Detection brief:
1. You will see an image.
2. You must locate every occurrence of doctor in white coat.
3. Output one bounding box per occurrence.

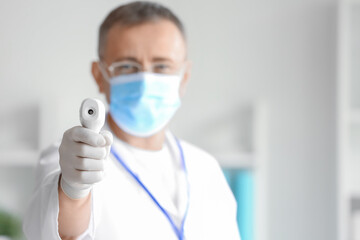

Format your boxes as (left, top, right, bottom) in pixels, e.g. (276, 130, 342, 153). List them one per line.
(23, 1, 241, 239)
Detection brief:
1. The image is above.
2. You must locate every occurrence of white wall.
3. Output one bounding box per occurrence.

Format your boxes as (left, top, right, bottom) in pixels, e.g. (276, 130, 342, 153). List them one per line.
(0, 1, 337, 240)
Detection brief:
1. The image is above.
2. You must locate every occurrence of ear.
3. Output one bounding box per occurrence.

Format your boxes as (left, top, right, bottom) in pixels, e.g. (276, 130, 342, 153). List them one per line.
(179, 61, 191, 98)
(91, 61, 105, 93)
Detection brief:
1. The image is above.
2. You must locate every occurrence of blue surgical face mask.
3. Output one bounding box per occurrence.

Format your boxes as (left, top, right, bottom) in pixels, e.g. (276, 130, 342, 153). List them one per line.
(108, 72, 182, 137)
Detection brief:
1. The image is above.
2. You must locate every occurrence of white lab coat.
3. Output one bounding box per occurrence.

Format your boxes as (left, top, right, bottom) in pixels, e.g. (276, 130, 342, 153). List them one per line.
(23, 131, 240, 240)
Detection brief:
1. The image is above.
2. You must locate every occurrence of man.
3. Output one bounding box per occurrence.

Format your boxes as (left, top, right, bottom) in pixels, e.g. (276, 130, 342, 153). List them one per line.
(23, 2, 240, 239)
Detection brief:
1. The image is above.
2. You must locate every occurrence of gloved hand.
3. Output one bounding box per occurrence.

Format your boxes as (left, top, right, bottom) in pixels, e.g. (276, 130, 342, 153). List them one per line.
(59, 126, 113, 199)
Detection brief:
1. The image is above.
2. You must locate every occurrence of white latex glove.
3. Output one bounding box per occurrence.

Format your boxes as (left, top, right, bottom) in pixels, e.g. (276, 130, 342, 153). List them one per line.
(59, 126, 113, 199)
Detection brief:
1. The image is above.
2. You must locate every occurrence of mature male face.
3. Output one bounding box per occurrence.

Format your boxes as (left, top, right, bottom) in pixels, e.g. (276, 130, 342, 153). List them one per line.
(92, 19, 190, 103)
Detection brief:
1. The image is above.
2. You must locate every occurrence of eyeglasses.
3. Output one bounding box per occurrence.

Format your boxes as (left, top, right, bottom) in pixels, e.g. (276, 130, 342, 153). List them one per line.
(100, 60, 185, 79)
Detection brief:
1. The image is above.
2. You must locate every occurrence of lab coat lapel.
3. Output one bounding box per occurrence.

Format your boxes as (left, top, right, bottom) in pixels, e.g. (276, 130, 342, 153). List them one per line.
(165, 132, 190, 225)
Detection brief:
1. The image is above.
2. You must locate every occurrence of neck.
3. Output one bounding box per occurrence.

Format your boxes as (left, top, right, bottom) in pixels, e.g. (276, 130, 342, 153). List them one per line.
(107, 114, 166, 151)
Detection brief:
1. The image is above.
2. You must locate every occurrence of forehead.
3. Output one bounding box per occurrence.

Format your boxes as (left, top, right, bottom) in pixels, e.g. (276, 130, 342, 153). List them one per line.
(104, 20, 187, 63)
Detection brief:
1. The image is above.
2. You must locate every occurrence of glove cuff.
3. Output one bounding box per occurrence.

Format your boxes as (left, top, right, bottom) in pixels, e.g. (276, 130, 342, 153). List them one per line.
(60, 177, 91, 199)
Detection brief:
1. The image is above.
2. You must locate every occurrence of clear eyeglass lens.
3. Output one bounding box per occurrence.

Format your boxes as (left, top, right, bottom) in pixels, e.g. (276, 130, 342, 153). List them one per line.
(108, 61, 181, 77)
(112, 63, 140, 76)
(152, 63, 173, 74)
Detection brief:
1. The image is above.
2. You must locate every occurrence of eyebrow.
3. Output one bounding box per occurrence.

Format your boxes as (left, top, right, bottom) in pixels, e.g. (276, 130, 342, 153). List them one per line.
(152, 57, 173, 63)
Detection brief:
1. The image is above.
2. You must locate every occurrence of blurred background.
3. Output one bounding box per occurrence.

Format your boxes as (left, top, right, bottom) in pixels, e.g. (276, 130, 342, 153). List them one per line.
(1, 0, 359, 239)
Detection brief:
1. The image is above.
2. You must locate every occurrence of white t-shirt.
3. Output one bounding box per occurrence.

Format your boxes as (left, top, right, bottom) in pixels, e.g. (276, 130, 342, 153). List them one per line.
(115, 138, 180, 210)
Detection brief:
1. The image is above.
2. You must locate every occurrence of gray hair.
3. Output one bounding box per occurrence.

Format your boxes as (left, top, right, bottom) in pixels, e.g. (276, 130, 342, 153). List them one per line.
(98, 1, 186, 58)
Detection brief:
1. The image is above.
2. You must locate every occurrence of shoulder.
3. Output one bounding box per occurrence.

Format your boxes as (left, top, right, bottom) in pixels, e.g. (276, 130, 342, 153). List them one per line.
(36, 140, 62, 183)
(179, 139, 219, 167)
(39, 140, 61, 163)
(178, 138, 237, 207)
(40, 140, 61, 157)
(177, 139, 224, 178)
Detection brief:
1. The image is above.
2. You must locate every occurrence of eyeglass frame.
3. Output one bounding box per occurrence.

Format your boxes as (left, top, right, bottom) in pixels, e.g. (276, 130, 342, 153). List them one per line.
(98, 59, 187, 82)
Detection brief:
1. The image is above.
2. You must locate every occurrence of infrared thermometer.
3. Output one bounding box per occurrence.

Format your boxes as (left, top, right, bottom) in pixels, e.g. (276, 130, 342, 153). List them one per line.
(79, 98, 105, 133)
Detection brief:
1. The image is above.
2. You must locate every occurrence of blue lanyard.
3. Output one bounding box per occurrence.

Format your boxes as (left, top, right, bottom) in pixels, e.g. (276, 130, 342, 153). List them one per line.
(110, 138, 190, 240)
